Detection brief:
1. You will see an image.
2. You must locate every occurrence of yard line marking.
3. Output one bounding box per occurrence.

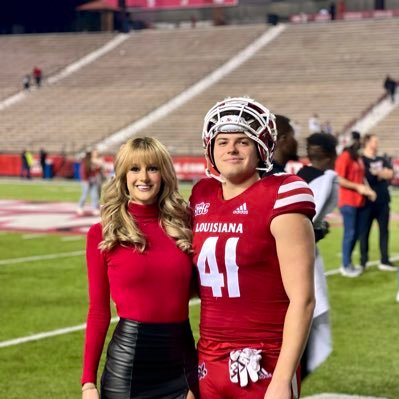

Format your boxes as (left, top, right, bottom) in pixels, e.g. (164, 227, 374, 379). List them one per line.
(325, 269, 341, 276)
(0, 250, 85, 266)
(0, 318, 116, 348)
(2, 249, 398, 347)
(0, 299, 201, 348)
(22, 233, 47, 239)
(61, 236, 84, 241)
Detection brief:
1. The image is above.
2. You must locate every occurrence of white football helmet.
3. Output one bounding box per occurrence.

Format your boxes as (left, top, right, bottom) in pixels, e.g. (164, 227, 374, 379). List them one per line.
(202, 97, 277, 178)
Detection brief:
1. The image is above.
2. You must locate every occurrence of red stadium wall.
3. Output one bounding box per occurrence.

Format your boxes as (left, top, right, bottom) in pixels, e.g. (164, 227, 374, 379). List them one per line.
(107, 0, 237, 10)
(0, 155, 21, 176)
(0, 154, 75, 178)
(1, 154, 398, 185)
(0, 154, 207, 181)
(291, 8, 399, 23)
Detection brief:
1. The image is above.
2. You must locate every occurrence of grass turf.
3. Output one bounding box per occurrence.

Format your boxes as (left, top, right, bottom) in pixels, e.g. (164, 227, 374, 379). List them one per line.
(0, 179, 398, 398)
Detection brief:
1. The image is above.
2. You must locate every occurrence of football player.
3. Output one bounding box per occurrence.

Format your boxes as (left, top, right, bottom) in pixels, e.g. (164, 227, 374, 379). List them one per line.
(190, 97, 316, 399)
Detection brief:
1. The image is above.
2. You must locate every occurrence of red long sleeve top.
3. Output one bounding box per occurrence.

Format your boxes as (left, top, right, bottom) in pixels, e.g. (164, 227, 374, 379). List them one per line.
(79, 160, 101, 182)
(81, 202, 193, 384)
(335, 150, 366, 208)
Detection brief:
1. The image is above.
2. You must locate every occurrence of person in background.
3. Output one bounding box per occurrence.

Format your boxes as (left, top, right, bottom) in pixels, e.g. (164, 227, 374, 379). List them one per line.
(297, 132, 338, 379)
(91, 148, 106, 199)
(308, 113, 321, 134)
(359, 133, 396, 271)
(20, 149, 33, 179)
(39, 148, 47, 179)
(329, 2, 336, 20)
(33, 66, 42, 88)
(81, 137, 198, 399)
(337, 0, 346, 19)
(335, 131, 376, 277)
(190, 97, 316, 399)
(77, 151, 100, 216)
(383, 75, 397, 103)
(322, 120, 333, 135)
(23, 74, 31, 91)
(268, 114, 298, 173)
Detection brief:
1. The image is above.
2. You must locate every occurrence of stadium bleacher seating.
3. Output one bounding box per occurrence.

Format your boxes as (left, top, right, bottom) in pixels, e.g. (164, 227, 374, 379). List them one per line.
(371, 105, 399, 158)
(1, 19, 399, 158)
(137, 19, 399, 157)
(0, 32, 116, 100)
(0, 25, 266, 154)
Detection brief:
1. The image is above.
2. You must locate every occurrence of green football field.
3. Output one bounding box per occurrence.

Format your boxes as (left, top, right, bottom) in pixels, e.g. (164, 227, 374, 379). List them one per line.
(0, 178, 398, 398)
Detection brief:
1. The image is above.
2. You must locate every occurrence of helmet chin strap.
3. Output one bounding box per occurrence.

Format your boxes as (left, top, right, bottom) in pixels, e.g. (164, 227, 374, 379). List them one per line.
(205, 157, 226, 183)
(205, 168, 226, 183)
(256, 159, 273, 173)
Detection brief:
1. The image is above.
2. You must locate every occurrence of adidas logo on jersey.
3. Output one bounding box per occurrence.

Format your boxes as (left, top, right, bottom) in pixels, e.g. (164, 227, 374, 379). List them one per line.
(233, 203, 248, 215)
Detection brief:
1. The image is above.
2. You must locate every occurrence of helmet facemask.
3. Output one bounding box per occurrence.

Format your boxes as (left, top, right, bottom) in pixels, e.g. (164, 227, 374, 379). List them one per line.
(202, 97, 277, 181)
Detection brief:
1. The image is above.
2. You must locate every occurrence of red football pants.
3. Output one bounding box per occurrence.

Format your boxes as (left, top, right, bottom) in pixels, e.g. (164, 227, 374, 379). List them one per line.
(198, 351, 300, 399)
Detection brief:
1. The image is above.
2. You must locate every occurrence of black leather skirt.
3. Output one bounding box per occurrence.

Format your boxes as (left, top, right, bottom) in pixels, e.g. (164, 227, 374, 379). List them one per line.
(100, 318, 198, 399)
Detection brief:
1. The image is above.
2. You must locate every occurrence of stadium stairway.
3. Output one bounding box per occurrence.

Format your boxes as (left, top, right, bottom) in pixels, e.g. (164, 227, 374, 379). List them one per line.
(133, 18, 399, 158)
(0, 32, 117, 101)
(343, 92, 399, 157)
(0, 25, 269, 154)
(365, 94, 399, 158)
(96, 24, 286, 154)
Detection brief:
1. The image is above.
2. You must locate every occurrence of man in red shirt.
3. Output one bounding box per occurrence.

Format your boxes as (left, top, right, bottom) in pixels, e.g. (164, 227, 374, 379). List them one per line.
(32, 66, 42, 87)
(190, 97, 316, 399)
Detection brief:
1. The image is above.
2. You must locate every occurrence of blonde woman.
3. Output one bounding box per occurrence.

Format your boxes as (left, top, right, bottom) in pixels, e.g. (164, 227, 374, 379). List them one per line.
(81, 137, 198, 399)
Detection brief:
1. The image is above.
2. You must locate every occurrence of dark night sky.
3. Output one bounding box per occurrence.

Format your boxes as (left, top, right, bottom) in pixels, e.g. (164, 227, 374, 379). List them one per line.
(0, 0, 90, 33)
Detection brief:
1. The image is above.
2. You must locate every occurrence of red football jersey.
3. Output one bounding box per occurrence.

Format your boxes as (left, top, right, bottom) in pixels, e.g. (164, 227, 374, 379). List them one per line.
(190, 174, 315, 358)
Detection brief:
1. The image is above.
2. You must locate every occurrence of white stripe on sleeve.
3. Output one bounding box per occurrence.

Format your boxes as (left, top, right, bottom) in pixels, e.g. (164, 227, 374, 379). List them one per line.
(278, 180, 309, 194)
(274, 193, 315, 209)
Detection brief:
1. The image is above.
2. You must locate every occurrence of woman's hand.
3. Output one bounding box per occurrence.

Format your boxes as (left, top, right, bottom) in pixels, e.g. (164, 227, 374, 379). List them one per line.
(186, 389, 196, 399)
(357, 184, 377, 201)
(82, 383, 99, 399)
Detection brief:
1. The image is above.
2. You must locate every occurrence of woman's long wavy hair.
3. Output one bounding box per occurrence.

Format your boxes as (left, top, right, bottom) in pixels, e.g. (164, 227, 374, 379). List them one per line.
(99, 137, 192, 254)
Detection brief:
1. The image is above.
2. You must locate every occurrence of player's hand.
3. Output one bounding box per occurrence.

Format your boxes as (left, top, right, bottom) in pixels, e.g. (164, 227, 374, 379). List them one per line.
(314, 220, 330, 242)
(264, 379, 293, 399)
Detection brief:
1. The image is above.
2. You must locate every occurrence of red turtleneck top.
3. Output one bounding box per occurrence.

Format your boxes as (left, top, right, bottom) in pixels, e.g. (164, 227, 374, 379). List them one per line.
(81, 202, 193, 384)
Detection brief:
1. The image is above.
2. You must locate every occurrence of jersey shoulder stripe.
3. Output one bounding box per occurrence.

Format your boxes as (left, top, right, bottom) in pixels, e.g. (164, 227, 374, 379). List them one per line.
(270, 175, 315, 212)
(277, 180, 310, 194)
(274, 193, 315, 209)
